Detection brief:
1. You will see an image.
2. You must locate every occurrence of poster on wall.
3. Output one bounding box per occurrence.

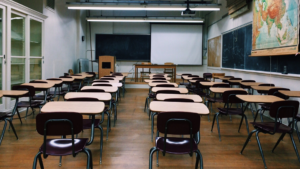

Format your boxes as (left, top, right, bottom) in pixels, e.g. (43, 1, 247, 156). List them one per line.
(251, 0, 299, 56)
(208, 36, 221, 67)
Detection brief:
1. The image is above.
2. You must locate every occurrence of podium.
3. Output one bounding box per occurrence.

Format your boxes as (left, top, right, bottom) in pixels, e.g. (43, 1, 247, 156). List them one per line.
(98, 56, 116, 78)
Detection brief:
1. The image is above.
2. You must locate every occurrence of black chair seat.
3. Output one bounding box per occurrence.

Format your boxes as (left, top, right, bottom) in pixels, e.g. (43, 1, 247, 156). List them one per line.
(32, 95, 52, 100)
(82, 119, 101, 130)
(148, 93, 156, 98)
(259, 103, 271, 110)
(207, 97, 223, 103)
(17, 101, 42, 107)
(48, 91, 67, 95)
(179, 82, 189, 85)
(218, 108, 243, 115)
(39, 138, 88, 156)
(155, 137, 198, 154)
(251, 122, 292, 133)
(0, 112, 11, 119)
(296, 114, 300, 119)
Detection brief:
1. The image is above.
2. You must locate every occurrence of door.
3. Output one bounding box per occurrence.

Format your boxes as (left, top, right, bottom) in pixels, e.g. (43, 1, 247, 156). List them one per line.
(0, 6, 5, 110)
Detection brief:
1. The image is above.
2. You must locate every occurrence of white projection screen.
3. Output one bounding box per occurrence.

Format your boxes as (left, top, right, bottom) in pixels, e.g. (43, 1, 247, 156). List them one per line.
(151, 24, 203, 65)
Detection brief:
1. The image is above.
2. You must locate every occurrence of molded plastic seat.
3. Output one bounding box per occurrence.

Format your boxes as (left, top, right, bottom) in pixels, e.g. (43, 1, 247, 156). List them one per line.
(155, 137, 198, 154)
(218, 108, 244, 115)
(251, 122, 292, 133)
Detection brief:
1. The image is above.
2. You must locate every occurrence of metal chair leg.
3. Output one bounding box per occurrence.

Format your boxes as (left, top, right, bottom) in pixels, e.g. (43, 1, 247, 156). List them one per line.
(0, 120, 8, 145)
(211, 114, 217, 132)
(16, 109, 22, 124)
(196, 149, 203, 169)
(83, 148, 91, 169)
(25, 107, 29, 119)
(156, 149, 159, 167)
(295, 120, 300, 142)
(272, 133, 286, 152)
(98, 125, 103, 164)
(244, 115, 250, 134)
(216, 113, 221, 141)
(240, 129, 257, 154)
(289, 133, 300, 163)
(149, 147, 158, 169)
(86, 148, 93, 169)
(260, 109, 265, 122)
(7, 119, 18, 140)
(255, 131, 267, 169)
(32, 152, 43, 169)
(238, 116, 244, 133)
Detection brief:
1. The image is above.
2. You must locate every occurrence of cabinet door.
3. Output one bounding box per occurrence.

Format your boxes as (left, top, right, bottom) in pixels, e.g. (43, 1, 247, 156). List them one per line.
(0, 6, 5, 109)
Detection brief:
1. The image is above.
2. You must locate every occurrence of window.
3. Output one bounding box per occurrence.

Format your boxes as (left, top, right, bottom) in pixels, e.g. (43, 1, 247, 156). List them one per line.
(47, 0, 55, 10)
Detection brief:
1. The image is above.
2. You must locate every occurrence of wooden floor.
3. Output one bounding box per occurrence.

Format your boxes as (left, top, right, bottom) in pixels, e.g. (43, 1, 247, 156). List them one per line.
(0, 89, 300, 169)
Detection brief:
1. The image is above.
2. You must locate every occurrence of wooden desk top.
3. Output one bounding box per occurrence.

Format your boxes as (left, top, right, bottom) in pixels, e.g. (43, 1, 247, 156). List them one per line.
(251, 86, 280, 92)
(156, 94, 202, 103)
(152, 87, 188, 93)
(135, 64, 176, 68)
(210, 88, 246, 94)
(41, 101, 105, 115)
(36, 80, 63, 85)
(22, 83, 54, 89)
(149, 101, 209, 115)
(59, 78, 75, 82)
(182, 76, 201, 80)
(77, 73, 93, 77)
(219, 77, 232, 80)
(236, 95, 284, 103)
(81, 86, 118, 93)
(279, 91, 300, 97)
(200, 82, 225, 87)
(144, 80, 170, 83)
(92, 82, 122, 87)
(103, 76, 124, 80)
(71, 75, 86, 79)
(149, 73, 168, 76)
(95, 79, 119, 83)
(228, 80, 243, 83)
(149, 74, 169, 78)
(148, 83, 178, 87)
(239, 82, 263, 86)
(65, 92, 111, 101)
(0, 90, 28, 97)
(150, 77, 171, 80)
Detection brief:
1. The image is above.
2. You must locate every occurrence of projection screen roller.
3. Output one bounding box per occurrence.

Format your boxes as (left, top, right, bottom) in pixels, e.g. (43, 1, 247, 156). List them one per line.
(151, 24, 203, 65)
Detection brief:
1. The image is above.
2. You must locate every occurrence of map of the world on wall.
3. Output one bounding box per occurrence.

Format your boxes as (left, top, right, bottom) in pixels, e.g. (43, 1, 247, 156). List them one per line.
(252, 0, 298, 50)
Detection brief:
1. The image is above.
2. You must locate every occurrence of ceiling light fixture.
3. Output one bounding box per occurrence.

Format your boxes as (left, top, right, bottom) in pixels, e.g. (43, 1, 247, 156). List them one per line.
(86, 17, 204, 23)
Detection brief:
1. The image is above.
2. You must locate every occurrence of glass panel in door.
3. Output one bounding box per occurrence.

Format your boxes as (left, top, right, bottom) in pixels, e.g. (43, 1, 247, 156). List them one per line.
(11, 13, 25, 56)
(30, 19, 42, 56)
(30, 58, 42, 81)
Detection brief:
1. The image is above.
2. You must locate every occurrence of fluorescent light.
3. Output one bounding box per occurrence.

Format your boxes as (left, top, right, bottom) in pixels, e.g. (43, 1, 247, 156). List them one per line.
(67, 4, 220, 11)
(87, 17, 204, 23)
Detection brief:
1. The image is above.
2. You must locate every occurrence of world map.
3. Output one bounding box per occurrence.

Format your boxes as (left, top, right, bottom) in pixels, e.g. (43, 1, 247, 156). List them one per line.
(252, 0, 298, 50)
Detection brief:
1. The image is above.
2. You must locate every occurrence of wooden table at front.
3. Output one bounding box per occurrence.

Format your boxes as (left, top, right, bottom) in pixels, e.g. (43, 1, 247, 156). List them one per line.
(134, 64, 176, 82)
(151, 87, 188, 94)
(41, 101, 105, 145)
(149, 101, 209, 140)
(156, 94, 203, 102)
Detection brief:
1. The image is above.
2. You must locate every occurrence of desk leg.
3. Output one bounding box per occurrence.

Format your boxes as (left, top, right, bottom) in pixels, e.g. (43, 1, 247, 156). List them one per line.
(135, 67, 138, 82)
(87, 115, 95, 145)
(174, 67, 176, 82)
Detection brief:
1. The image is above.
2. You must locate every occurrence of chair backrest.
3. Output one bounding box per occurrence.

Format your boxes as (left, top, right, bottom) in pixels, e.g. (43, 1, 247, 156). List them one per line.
(104, 75, 115, 77)
(222, 90, 247, 103)
(230, 78, 242, 80)
(93, 80, 109, 83)
(156, 84, 175, 87)
(93, 84, 112, 87)
(112, 73, 123, 76)
(241, 80, 255, 82)
(269, 100, 299, 133)
(80, 89, 105, 93)
(156, 90, 180, 94)
(164, 98, 194, 102)
(152, 81, 168, 83)
(268, 88, 290, 99)
(188, 75, 199, 77)
(259, 83, 275, 86)
(64, 73, 70, 76)
(212, 84, 230, 88)
(47, 78, 62, 81)
(192, 78, 205, 81)
(12, 85, 35, 97)
(100, 78, 114, 80)
(203, 73, 212, 79)
(66, 97, 99, 102)
(152, 78, 166, 80)
(29, 80, 47, 83)
(59, 76, 72, 78)
(153, 75, 164, 77)
(36, 112, 83, 158)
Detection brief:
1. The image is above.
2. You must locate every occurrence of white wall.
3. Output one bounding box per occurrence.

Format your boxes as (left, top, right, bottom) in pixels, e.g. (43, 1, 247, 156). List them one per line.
(43, 0, 84, 78)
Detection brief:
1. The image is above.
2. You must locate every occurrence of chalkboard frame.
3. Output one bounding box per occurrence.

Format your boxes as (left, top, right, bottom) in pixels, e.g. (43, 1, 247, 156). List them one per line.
(95, 34, 151, 62)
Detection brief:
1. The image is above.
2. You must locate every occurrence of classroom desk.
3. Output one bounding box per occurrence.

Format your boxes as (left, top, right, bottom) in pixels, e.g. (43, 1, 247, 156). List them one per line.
(239, 82, 263, 87)
(81, 86, 118, 93)
(144, 79, 170, 83)
(77, 73, 93, 78)
(219, 77, 232, 80)
(200, 82, 226, 87)
(279, 91, 300, 97)
(64, 92, 112, 139)
(92, 82, 122, 87)
(36, 80, 63, 85)
(103, 76, 124, 81)
(41, 101, 105, 162)
(22, 83, 54, 89)
(71, 75, 86, 80)
(94, 79, 119, 82)
(212, 76, 225, 82)
(151, 87, 188, 94)
(149, 101, 209, 140)
(149, 77, 171, 80)
(59, 77, 75, 82)
(148, 83, 178, 87)
(210, 87, 246, 94)
(134, 64, 176, 82)
(228, 80, 243, 83)
(251, 86, 281, 92)
(182, 76, 202, 80)
(156, 94, 202, 102)
(0, 90, 29, 144)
